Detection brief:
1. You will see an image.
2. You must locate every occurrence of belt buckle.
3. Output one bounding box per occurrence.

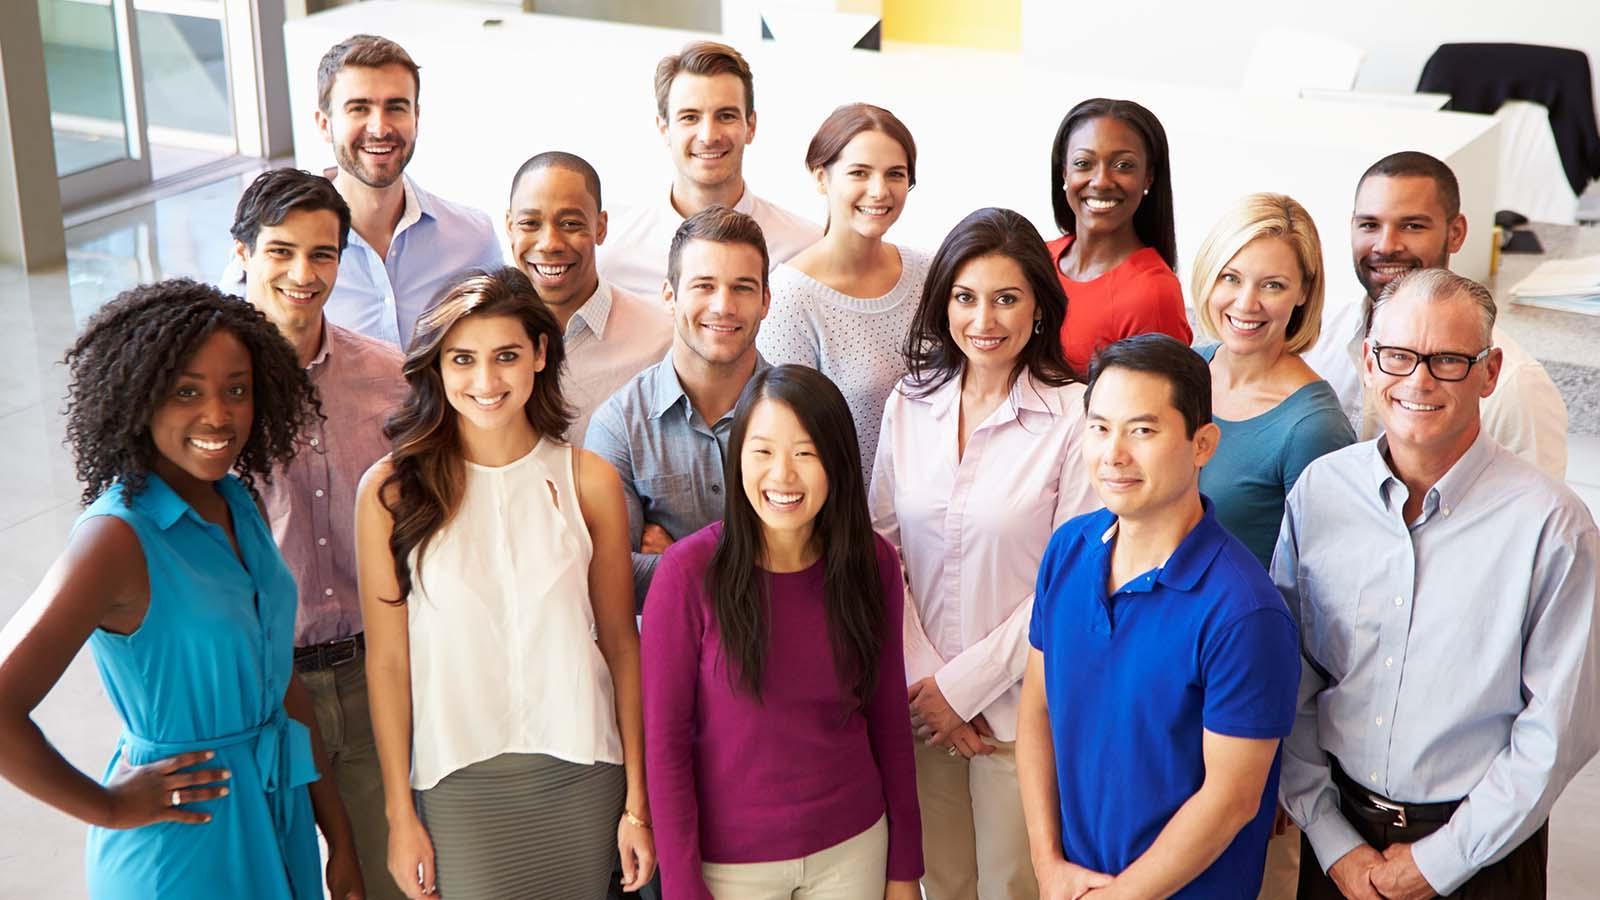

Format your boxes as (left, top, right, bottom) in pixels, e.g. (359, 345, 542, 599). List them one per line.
(324, 636, 359, 667)
(1367, 794, 1408, 828)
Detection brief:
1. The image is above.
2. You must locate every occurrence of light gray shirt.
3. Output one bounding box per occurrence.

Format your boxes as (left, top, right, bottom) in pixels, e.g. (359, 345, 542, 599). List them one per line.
(1274, 430, 1600, 894)
(584, 352, 771, 605)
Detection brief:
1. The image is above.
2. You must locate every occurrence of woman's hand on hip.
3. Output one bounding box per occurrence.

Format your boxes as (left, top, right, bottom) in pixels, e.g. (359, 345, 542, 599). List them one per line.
(104, 749, 228, 828)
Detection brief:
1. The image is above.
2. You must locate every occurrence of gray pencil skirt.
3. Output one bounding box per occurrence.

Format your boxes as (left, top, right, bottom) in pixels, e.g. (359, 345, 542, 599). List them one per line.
(417, 752, 626, 900)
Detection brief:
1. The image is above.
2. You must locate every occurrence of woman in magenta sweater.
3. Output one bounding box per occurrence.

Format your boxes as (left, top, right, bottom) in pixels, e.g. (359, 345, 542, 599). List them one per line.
(642, 364, 922, 900)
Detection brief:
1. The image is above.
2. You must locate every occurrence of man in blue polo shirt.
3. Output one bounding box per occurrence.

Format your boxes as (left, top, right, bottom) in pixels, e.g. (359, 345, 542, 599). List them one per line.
(1016, 334, 1300, 899)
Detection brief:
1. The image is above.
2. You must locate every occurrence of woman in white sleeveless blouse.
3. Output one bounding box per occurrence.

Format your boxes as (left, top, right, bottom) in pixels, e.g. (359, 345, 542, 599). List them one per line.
(355, 268, 654, 900)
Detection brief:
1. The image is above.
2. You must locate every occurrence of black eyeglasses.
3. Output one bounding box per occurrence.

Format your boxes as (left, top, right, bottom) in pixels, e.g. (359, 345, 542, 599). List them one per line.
(1370, 344, 1492, 382)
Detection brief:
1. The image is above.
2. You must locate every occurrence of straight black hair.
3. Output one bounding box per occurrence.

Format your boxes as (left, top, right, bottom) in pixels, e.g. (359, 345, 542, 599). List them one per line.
(1050, 98, 1178, 271)
(904, 207, 1080, 397)
(230, 168, 351, 254)
(1084, 334, 1211, 438)
(706, 365, 884, 713)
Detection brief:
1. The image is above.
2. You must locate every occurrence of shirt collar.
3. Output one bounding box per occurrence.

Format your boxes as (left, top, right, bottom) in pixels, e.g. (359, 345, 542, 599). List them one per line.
(1370, 428, 1500, 516)
(394, 176, 429, 237)
(924, 369, 1059, 424)
(1093, 497, 1228, 595)
(125, 472, 248, 531)
(567, 279, 613, 341)
(647, 352, 772, 420)
(305, 320, 334, 372)
(665, 183, 755, 218)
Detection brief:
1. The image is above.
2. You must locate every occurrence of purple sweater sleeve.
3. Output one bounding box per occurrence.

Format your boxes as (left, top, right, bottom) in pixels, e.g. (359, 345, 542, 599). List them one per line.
(641, 545, 714, 900)
(868, 538, 925, 882)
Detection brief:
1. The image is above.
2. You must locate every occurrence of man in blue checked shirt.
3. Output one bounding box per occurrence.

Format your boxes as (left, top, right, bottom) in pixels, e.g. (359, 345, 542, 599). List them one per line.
(1278, 268, 1600, 899)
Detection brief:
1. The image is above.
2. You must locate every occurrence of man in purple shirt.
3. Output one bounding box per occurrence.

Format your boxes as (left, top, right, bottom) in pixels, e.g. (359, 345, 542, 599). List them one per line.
(230, 168, 409, 900)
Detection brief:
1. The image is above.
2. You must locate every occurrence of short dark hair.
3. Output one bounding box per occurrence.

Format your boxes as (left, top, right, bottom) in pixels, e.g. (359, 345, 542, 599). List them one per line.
(904, 207, 1079, 396)
(1050, 98, 1178, 271)
(655, 40, 754, 120)
(508, 151, 602, 211)
(666, 205, 770, 292)
(230, 168, 351, 253)
(62, 279, 321, 506)
(317, 34, 421, 115)
(1084, 334, 1211, 438)
(1358, 151, 1461, 220)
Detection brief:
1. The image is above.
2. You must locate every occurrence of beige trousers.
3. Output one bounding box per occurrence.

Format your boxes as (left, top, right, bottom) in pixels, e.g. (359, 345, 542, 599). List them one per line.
(701, 815, 888, 900)
(1256, 826, 1302, 900)
(914, 740, 1038, 900)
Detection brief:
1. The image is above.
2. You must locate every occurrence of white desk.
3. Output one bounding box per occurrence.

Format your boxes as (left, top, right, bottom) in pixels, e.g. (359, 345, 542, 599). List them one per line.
(284, 1, 1499, 313)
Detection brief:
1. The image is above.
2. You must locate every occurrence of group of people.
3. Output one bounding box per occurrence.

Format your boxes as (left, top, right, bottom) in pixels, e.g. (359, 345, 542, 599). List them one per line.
(0, 30, 1596, 900)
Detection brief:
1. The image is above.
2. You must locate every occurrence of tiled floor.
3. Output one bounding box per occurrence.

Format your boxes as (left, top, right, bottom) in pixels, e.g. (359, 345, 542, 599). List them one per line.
(1, 174, 1598, 896)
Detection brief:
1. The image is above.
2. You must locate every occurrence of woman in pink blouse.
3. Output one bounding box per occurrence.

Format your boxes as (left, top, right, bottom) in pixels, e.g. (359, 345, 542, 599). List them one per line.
(870, 207, 1098, 900)
(643, 365, 923, 900)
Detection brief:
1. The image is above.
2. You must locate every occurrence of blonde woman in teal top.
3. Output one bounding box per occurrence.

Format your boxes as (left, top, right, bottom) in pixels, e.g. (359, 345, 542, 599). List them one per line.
(1191, 193, 1355, 570)
(1189, 195, 1354, 900)
(0, 281, 361, 899)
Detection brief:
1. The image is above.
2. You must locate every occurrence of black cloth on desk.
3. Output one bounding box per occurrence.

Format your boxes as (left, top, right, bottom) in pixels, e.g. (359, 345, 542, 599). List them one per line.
(1418, 42, 1600, 195)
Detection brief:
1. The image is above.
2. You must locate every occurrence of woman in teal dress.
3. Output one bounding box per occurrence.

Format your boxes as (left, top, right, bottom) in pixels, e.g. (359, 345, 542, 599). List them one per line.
(0, 280, 362, 899)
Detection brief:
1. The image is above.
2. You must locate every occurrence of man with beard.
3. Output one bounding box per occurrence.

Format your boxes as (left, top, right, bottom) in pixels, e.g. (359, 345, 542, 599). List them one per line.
(597, 41, 820, 298)
(305, 34, 502, 347)
(1303, 152, 1568, 480)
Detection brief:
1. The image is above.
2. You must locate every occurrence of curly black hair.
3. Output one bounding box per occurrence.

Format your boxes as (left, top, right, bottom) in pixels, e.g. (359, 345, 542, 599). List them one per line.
(62, 278, 321, 507)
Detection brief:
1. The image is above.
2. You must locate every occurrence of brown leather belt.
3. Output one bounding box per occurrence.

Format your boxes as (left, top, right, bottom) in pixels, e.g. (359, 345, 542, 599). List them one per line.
(293, 633, 364, 673)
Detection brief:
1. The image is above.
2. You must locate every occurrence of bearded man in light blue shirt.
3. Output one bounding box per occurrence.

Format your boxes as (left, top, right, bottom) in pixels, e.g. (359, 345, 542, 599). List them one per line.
(1276, 268, 1600, 899)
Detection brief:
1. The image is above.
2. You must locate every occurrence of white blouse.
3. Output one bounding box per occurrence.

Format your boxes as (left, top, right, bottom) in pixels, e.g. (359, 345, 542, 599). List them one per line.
(869, 371, 1096, 741)
(406, 439, 622, 789)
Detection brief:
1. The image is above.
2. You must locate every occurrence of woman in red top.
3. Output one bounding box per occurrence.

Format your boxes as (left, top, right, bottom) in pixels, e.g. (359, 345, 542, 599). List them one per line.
(1049, 97, 1190, 374)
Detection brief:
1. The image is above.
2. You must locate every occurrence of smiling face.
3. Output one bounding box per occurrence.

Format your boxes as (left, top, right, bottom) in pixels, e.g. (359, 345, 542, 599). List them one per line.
(816, 129, 910, 240)
(666, 238, 769, 370)
(507, 166, 606, 311)
(236, 207, 343, 336)
(1084, 366, 1216, 525)
(1062, 115, 1153, 239)
(740, 397, 829, 551)
(1363, 286, 1499, 465)
(149, 329, 254, 491)
(438, 313, 547, 436)
(1205, 236, 1307, 358)
(1351, 174, 1467, 303)
(317, 64, 419, 189)
(658, 72, 754, 195)
(947, 253, 1040, 380)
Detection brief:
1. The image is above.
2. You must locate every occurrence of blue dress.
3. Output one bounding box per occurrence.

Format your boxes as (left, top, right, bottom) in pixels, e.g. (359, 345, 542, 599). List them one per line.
(78, 473, 322, 899)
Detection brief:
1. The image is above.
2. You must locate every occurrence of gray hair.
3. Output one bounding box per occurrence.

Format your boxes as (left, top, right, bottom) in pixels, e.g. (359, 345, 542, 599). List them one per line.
(1370, 268, 1495, 344)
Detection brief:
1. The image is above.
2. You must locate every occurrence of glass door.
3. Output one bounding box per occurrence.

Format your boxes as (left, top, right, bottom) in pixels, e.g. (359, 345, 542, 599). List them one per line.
(40, 0, 154, 208)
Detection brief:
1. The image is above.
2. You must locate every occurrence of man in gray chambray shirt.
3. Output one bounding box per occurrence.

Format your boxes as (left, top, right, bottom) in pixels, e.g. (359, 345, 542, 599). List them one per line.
(585, 205, 772, 607)
(1276, 269, 1600, 900)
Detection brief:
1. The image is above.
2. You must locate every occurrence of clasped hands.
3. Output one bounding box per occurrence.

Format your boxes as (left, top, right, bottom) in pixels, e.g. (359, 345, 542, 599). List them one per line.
(1329, 842, 1437, 900)
(908, 677, 994, 759)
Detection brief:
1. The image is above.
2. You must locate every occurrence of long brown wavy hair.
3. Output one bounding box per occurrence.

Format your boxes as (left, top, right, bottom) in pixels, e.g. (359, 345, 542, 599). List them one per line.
(379, 266, 572, 603)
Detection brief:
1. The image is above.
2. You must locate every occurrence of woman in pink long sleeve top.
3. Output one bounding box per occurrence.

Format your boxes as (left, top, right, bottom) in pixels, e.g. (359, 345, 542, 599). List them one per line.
(643, 364, 923, 900)
(869, 208, 1098, 900)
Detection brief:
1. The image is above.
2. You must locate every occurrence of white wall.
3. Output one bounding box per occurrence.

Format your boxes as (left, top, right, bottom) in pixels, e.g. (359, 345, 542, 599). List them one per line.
(1022, 0, 1600, 103)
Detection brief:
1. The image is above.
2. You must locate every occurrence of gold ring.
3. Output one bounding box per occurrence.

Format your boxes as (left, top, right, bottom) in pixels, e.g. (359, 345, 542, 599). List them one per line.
(170, 789, 182, 807)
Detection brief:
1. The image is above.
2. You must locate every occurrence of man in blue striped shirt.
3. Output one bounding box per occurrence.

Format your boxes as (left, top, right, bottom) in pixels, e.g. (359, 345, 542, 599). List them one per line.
(1278, 268, 1600, 899)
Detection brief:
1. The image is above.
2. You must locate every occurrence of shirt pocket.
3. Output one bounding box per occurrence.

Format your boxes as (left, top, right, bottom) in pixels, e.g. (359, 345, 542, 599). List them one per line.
(1296, 572, 1359, 681)
(637, 473, 695, 516)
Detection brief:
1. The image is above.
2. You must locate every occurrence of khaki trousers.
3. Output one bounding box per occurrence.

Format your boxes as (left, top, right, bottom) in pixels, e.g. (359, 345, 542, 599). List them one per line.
(1256, 826, 1302, 900)
(700, 815, 888, 900)
(914, 740, 1038, 900)
(301, 651, 404, 900)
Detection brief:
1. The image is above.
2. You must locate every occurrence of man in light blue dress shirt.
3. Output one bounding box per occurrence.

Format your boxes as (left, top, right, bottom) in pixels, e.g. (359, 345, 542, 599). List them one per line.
(585, 206, 772, 606)
(306, 34, 501, 346)
(1276, 269, 1600, 899)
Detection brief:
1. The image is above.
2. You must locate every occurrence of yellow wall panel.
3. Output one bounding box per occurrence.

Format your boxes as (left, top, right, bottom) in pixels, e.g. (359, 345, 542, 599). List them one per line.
(881, 0, 1021, 51)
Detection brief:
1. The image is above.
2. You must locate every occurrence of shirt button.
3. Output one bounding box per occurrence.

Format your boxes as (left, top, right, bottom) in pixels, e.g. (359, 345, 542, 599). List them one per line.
(1375, 716, 1384, 726)
(1385, 657, 1394, 667)
(1442, 506, 1451, 517)
(1393, 596, 1404, 607)
(315, 489, 325, 498)
(1370, 771, 1379, 782)
(710, 484, 721, 494)
(309, 437, 320, 447)
(323, 588, 334, 597)
(318, 537, 328, 546)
